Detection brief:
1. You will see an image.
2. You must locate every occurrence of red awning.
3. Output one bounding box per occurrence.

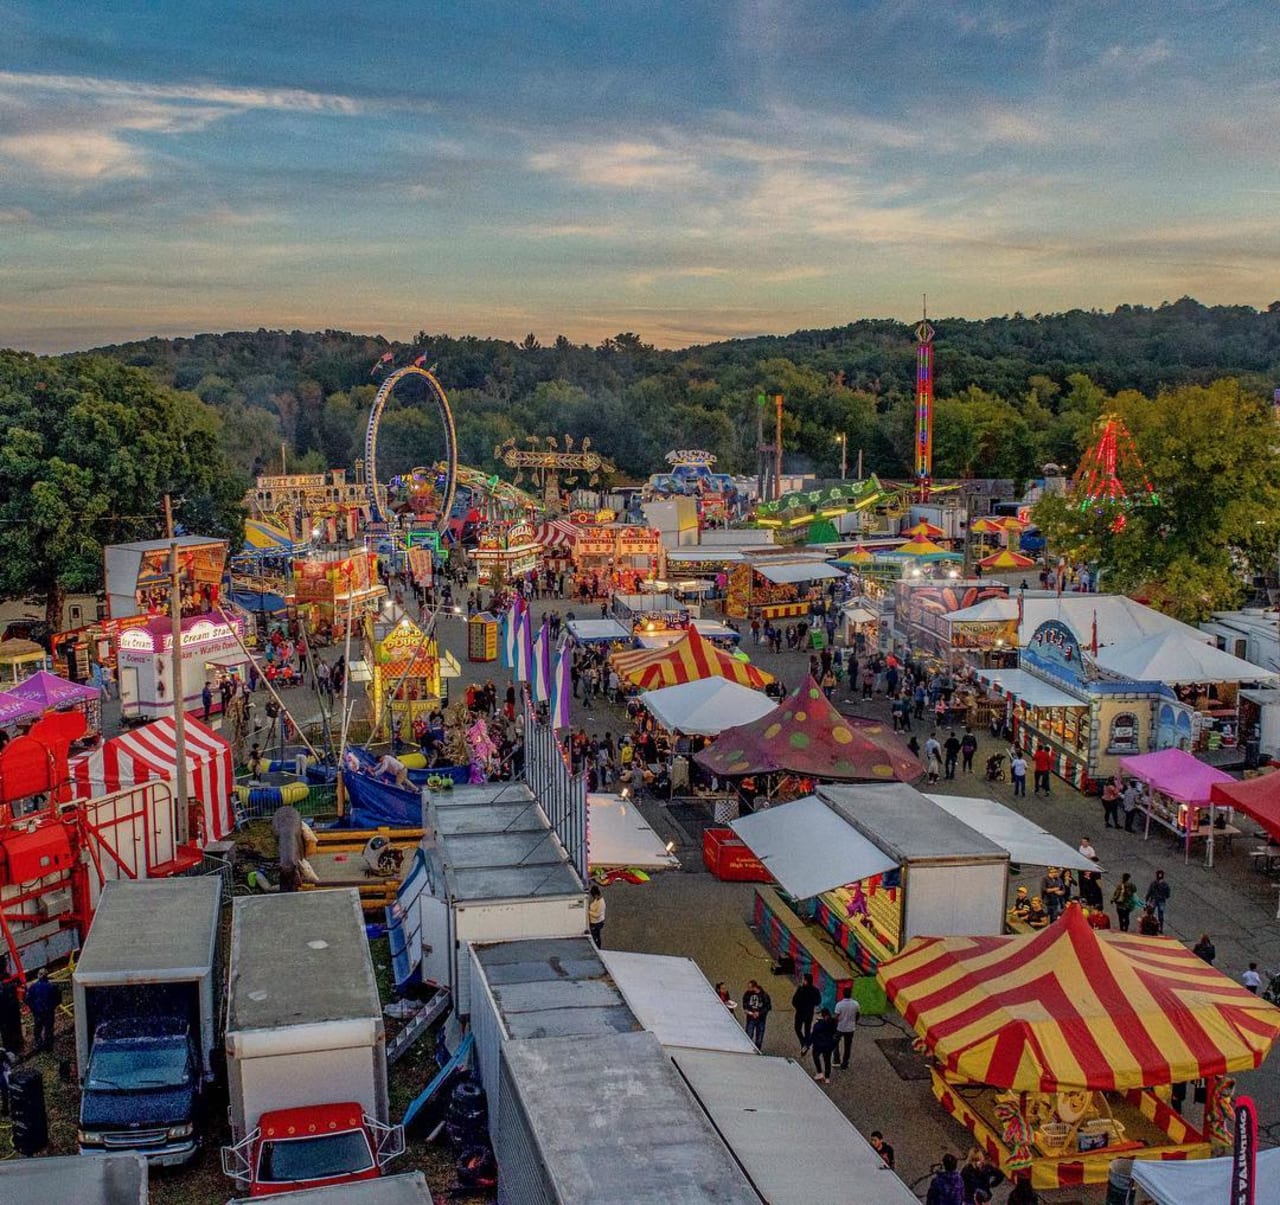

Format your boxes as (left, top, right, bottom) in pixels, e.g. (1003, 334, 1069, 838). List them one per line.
(1211, 772, 1280, 843)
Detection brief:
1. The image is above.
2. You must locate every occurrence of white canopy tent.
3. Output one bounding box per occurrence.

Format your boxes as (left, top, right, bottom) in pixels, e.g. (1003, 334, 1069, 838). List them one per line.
(840, 604, 879, 625)
(924, 794, 1100, 873)
(564, 618, 632, 644)
(588, 793, 680, 870)
(1130, 1149, 1280, 1205)
(730, 796, 896, 899)
(1095, 628, 1277, 684)
(640, 677, 776, 736)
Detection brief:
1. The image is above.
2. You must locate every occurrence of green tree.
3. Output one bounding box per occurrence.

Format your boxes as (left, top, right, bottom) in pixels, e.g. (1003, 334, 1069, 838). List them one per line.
(0, 352, 244, 626)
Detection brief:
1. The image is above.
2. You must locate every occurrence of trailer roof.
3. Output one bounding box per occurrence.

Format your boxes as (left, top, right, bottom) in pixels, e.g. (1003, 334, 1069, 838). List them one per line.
(0, 1153, 148, 1204)
(817, 783, 1007, 862)
(502, 1032, 760, 1204)
(445, 859, 583, 901)
(433, 801, 545, 837)
(75, 878, 221, 982)
(473, 938, 640, 1042)
(228, 888, 379, 1032)
(671, 1050, 919, 1204)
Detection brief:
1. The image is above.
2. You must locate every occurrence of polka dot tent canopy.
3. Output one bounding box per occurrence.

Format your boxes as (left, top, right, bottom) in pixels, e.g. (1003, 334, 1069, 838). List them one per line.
(610, 625, 773, 690)
(693, 676, 920, 782)
(877, 905, 1280, 1093)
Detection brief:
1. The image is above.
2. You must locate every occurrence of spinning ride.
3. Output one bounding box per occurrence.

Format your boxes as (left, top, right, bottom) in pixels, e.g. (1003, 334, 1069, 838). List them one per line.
(365, 364, 458, 530)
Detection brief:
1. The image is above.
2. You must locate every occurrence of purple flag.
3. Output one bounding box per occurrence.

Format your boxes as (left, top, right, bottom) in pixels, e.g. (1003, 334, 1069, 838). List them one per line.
(532, 621, 552, 702)
(550, 642, 572, 729)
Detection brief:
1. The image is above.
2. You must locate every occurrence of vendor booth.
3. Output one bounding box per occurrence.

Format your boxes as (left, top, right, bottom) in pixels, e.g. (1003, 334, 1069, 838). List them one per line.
(878, 905, 1280, 1190)
(564, 617, 632, 645)
(473, 521, 541, 588)
(638, 677, 775, 737)
(724, 555, 847, 623)
(612, 626, 773, 690)
(4, 670, 103, 739)
(0, 638, 48, 686)
(105, 535, 227, 620)
(291, 551, 385, 638)
(114, 613, 248, 722)
(1120, 747, 1237, 864)
(368, 609, 462, 740)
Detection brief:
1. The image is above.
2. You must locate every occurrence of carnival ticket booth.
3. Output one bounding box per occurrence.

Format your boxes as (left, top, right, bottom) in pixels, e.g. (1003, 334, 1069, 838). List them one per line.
(878, 905, 1280, 1190)
(115, 614, 248, 722)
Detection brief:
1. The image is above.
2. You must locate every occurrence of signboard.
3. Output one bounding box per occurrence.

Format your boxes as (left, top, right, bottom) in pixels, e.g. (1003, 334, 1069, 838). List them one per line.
(256, 473, 327, 489)
(1023, 619, 1091, 687)
(951, 618, 1020, 650)
(407, 547, 433, 586)
(1232, 1095, 1257, 1205)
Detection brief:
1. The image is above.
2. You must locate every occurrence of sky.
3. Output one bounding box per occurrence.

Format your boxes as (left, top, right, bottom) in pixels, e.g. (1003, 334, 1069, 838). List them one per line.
(1, 0, 1277, 353)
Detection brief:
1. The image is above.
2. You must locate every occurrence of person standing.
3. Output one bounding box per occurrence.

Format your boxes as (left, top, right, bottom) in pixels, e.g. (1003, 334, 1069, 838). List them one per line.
(26, 968, 58, 1052)
(742, 980, 772, 1049)
(588, 885, 606, 946)
(1040, 867, 1066, 922)
(1145, 869, 1171, 932)
(1101, 779, 1121, 828)
(925, 1153, 965, 1205)
(1105, 875, 1136, 932)
(809, 1007, 837, 1083)
(834, 985, 860, 1069)
(1010, 750, 1028, 797)
(1192, 933, 1216, 964)
(791, 974, 821, 1051)
(1122, 780, 1142, 832)
(960, 729, 978, 774)
(943, 731, 961, 780)
(961, 1148, 1005, 1203)
(1032, 745, 1053, 796)
(201, 680, 213, 720)
(924, 732, 943, 785)
(869, 1131, 895, 1170)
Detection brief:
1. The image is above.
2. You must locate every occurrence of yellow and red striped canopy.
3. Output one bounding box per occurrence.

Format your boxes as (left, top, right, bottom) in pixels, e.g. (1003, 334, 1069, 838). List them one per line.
(978, 548, 1037, 570)
(611, 626, 774, 690)
(903, 520, 945, 538)
(968, 517, 1005, 535)
(878, 905, 1280, 1092)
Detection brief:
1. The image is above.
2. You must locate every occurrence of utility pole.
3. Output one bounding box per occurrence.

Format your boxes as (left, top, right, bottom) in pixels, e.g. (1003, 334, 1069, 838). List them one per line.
(774, 394, 783, 500)
(836, 433, 847, 480)
(164, 494, 190, 844)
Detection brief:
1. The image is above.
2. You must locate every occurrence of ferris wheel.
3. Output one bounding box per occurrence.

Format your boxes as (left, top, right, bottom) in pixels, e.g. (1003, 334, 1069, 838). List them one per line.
(364, 363, 458, 530)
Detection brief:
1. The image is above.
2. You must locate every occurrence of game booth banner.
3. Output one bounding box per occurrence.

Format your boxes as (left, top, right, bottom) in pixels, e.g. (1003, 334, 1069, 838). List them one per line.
(877, 905, 1280, 1190)
(473, 521, 541, 587)
(292, 551, 385, 615)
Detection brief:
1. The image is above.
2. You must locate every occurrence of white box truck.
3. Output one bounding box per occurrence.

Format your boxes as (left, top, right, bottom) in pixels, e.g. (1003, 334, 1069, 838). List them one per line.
(73, 876, 222, 1166)
(221, 888, 404, 1197)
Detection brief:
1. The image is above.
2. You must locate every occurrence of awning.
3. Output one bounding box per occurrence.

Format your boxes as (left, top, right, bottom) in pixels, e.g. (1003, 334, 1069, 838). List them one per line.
(1121, 747, 1233, 804)
(588, 793, 680, 870)
(924, 794, 1099, 872)
(599, 951, 757, 1054)
(1131, 1149, 1280, 1205)
(979, 667, 1084, 709)
(751, 561, 847, 585)
(1212, 771, 1280, 843)
(1095, 628, 1277, 684)
(640, 677, 776, 736)
(565, 618, 632, 644)
(730, 796, 896, 898)
(840, 605, 879, 625)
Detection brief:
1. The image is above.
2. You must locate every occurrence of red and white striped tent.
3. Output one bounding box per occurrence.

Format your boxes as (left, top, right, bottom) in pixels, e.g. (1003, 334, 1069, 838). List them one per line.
(533, 519, 577, 551)
(67, 716, 234, 845)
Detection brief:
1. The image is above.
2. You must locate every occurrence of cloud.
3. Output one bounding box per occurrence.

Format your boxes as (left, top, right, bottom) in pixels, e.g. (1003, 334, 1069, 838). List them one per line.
(0, 207, 33, 223)
(529, 140, 704, 189)
(0, 130, 149, 181)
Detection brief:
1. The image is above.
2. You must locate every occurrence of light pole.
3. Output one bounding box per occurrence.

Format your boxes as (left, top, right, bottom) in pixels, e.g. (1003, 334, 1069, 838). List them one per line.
(835, 433, 847, 480)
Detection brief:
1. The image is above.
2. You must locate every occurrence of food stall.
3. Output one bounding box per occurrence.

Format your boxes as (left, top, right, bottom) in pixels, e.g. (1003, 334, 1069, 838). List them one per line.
(368, 610, 461, 739)
(724, 555, 847, 623)
(115, 613, 249, 722)
(473, 521, 541, 588)
(1119, 747, 1237, 864)
(3, 670, 103, 740)
(878, 905, 1280, 1190)
(0, 638, 48, 686)
(291, 550, 385, 639)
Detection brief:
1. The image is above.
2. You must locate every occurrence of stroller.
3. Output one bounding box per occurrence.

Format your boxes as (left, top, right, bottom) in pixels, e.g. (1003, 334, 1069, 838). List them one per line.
(985, 753, 1006, 782)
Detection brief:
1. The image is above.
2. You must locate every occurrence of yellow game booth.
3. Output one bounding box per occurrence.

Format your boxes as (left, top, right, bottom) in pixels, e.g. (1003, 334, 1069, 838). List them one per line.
(877, 905, 1280, 1191)
(369, 614, 459, 739)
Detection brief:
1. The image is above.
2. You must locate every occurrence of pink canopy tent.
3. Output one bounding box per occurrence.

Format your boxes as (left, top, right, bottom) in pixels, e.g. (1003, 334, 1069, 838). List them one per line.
(1120, 747, 1235, 865)
(6, 670, 100, 709)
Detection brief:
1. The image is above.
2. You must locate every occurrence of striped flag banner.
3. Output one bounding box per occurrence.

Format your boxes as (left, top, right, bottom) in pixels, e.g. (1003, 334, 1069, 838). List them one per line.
(550, 643, 572, 729)
(514, 607, 533, 683)
(531, 621, 552, 702)
(498, 608, 512, 669)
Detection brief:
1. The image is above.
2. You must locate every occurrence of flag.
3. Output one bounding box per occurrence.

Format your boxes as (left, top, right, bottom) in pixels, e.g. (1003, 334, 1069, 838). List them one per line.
(514, 607, 534, 683)
(550, 643, 572, 730)
(531, 621, 551, 702)
(1231, 1095, 1258, 1205)
(370, 351, 394, 376)
(498, 608, 511, 669)
(1017, 588, 1024, 630)
(412, 352, 427, 368)
(1056, 556, 1065, 597)
(1090, 609, 1098, 657)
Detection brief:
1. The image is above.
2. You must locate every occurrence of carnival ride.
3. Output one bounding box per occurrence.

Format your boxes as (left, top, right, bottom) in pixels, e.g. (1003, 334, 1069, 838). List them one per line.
(646, 450, 739, 520)
(915, 300, 936, 502)
(494, 435, 612, 513)
(366, 364, 459, 531)
(1072, 414, 1158, 532)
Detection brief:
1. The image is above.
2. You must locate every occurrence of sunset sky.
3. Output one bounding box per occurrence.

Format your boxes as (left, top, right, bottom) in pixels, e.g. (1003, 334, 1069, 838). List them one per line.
(2, 0, 1277, 352)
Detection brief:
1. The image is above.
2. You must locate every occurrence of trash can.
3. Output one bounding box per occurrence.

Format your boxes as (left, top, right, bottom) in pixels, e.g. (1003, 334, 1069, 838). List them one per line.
(1245, 737, 1261, 770)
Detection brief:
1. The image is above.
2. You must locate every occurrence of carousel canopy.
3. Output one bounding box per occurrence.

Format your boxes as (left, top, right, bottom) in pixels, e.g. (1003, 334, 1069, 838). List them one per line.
(1119, 747, 1234, 805)
(878, 904, 1280, 1092)
(611, 626, 773, 690)
(1095, 628, 1276, 684)
(694, 677, 921, 782)
(1211, 771, 1280, 844)
(639, 677, 776, 736)
(5, 670, 100, 709)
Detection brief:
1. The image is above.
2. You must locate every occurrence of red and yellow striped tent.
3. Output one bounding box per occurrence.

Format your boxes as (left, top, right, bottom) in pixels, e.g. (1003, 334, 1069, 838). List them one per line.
(611, 625, 774, 690)
(978, 548, 1037, 571)
(878, 905, 1280, 1092)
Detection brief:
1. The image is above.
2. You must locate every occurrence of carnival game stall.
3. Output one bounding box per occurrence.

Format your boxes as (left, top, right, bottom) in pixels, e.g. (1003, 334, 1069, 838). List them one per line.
(724, 555, 847, 624)
(472, 520, 541, 588)
(105, 535, 228, 621)
(567, 523, 662, 598)
(367, 608, 461, 740)
(878, 905, 1280, 1190)
(611, 591, 689, 637)
(3, 670, 103, 741)
(114, 613, 248, 722)
(291, 550, 385, 640)
(1119, 747, 1237, 864)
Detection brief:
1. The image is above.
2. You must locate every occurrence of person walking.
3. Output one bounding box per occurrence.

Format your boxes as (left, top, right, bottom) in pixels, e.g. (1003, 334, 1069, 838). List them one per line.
(809, 1007, 837, 1083)
(1032, 744, 1053, 796)
(1145, 869, 1171, 932)
(925, 1153, 965, 1205)
(943, 731, 961, 780)
(961, 1148, 1005, 1203)
(1010, 750, 1028, 797)
(1242, 962, 1263, 993)
(0, 957, 23, 1055)
(1111, 872, 1138, 931)
(924, 732, 943, 785)
(26, 968, 58, 1052)
(960, 729, 978, 774)
(742, 980, 772, 1049)
(1122, 780, 1142, 832)
(791, 974, 821, 1052)
(588, 885, 606, 946)
(869, 1131, 895, 1169)
(834, 985, 860, 1069)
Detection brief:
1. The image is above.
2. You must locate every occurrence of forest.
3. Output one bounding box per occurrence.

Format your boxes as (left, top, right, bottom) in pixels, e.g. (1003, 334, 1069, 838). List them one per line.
(86, 297, 1280, 490)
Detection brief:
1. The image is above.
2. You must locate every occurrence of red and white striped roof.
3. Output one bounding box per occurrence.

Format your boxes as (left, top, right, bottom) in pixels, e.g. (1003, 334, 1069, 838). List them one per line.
(68, 716, 233, 845)
(533, 519, 578, 550)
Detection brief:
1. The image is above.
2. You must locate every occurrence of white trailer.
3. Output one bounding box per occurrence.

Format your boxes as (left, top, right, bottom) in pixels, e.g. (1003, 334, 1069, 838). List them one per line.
(0, 1153, 148, 1204)
(392, 785, 587, 1016)
(223, 888, 402, 1193)
(228, 1170, 435, 1204)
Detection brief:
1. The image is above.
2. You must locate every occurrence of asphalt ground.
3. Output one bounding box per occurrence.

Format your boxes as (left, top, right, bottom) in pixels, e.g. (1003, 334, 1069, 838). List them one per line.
(96, 593, 1280, 1201)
